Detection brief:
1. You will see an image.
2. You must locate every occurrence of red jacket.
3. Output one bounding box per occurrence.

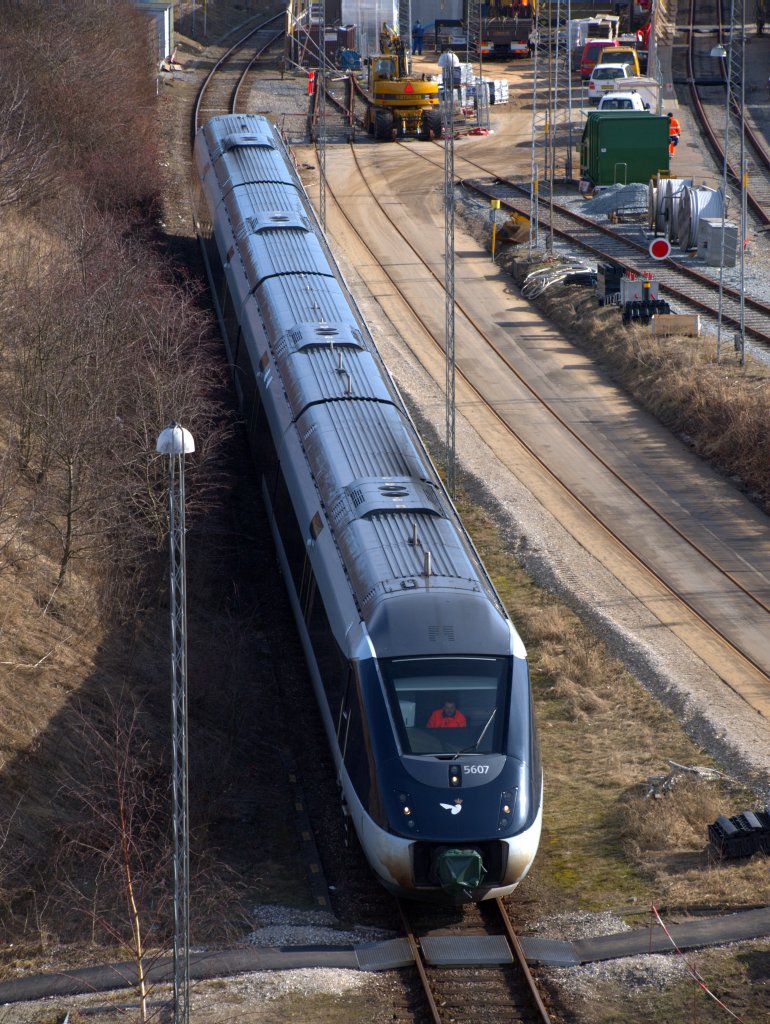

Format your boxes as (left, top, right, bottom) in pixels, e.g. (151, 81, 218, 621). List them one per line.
(427, 708, 467, 728)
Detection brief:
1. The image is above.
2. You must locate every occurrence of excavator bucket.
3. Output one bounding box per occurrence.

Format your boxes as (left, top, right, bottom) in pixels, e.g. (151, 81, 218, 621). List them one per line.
(498, 212, 530, 245)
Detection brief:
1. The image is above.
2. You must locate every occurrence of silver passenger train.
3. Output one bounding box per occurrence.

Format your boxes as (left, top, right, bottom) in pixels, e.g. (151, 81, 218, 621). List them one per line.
(193, 114, 542, 902)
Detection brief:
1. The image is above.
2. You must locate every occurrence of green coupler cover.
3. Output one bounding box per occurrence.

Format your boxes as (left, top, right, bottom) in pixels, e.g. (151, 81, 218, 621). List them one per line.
(436, 848, 486, 896)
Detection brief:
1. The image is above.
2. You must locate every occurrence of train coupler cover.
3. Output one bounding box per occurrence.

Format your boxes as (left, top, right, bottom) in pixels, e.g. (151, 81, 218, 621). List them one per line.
(436, 848, 486, 896)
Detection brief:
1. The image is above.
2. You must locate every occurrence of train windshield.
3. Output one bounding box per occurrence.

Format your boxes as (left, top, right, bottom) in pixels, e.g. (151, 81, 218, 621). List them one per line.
(381, 656, 509, 755)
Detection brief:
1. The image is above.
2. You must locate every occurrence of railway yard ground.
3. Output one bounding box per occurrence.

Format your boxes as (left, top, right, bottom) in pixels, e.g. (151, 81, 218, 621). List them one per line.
(2, 2, 770, 1023)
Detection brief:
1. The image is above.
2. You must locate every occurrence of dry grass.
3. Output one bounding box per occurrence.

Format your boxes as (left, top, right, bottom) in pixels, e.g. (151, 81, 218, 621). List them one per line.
(459, 494, 769, 918)
(527, 275, 770, 513)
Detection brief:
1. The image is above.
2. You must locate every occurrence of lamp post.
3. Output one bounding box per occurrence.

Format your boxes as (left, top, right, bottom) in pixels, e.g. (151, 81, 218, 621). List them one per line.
(738, 0, 746, 366)
(710, 0, 746, 364)
(156, 422, 195, 1024)
(710, 34, 731, 364)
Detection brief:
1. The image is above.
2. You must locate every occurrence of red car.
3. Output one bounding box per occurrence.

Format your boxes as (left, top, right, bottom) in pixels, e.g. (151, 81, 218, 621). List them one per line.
(580, 38, 619, 80)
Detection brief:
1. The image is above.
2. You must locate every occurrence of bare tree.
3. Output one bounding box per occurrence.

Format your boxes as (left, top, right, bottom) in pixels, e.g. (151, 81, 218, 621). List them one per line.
(0, 70, 57, 210)
(56, 694, 172, 1022)
(0, 1, 160, 218)
(4, 204, 228, 592)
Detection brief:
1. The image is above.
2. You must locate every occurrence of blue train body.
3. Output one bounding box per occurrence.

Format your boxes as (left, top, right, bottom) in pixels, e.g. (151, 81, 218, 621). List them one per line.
(192, 114, 542, 902)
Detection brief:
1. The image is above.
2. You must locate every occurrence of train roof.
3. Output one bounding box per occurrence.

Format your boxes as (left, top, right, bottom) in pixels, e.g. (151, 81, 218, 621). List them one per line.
(196, 114, 517, 651)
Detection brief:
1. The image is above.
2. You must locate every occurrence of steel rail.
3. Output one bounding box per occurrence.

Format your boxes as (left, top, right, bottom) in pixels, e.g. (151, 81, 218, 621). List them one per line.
(495, 898, 552, 1023)
(191, 10, 284, 138)
(317, 141, 770, 699)
(382, 138, 770, 345)
(685, 0, 770, 227)
(396, 901, 442, 1024)
(397, 898, 552, 1024)
(310, 69, 359, 138)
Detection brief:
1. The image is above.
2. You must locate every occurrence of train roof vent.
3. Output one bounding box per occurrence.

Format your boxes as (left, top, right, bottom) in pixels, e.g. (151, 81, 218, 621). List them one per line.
(246, 211, 311, 234)
(340, 478, 443, 521)
(276, 322, 365, 354)
(221, 132, 275, 153)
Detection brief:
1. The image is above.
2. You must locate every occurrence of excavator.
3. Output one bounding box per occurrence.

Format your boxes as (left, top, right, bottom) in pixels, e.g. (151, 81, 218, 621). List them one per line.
(364, 23, 442, 140)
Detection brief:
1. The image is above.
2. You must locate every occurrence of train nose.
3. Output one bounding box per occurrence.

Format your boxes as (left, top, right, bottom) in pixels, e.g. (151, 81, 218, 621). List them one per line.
(435, 847, 486, 897)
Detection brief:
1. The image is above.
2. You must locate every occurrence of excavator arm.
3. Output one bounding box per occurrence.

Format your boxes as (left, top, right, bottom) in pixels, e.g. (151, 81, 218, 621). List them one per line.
(378, 22, 409, 76)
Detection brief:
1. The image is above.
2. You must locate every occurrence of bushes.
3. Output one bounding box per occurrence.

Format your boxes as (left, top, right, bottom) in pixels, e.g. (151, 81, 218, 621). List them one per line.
(0, 0, 162, 220)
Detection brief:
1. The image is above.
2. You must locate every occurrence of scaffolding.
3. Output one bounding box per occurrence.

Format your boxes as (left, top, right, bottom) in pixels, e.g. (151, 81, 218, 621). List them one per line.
(529, 0, 571, 253)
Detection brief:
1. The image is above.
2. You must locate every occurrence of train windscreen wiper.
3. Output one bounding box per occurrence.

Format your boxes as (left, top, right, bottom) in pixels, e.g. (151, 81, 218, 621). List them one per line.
(453, 709, 496, 757)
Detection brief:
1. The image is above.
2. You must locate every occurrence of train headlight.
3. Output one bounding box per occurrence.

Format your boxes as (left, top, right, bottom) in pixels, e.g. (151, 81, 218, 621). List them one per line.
(397, 791, 418, 831)
(498, 789, 517, 830)
(448, 765, 462, 787)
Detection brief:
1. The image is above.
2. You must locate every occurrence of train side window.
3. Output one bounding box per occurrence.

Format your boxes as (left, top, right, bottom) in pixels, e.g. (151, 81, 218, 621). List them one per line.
(341, 674, 369, 802)
(309, 583, 349, 726)
(272, 471, 306, 593)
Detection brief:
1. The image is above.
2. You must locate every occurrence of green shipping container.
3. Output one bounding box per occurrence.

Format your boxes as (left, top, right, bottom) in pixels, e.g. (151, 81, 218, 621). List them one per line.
(580, 111, 670, 187)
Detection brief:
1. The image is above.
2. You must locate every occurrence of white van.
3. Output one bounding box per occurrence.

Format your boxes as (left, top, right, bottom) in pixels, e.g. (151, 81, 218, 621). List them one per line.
(597, 91, 648, 111)
(586, 63, 632, 102)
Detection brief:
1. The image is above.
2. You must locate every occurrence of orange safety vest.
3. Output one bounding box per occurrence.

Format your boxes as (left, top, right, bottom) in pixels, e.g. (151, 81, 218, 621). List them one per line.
(669, 116, 681, 137)
(427, 708, 468, 728)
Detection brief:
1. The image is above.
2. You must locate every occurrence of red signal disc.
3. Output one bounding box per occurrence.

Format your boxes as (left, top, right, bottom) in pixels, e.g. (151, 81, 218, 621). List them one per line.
(649, 238, 671, 260)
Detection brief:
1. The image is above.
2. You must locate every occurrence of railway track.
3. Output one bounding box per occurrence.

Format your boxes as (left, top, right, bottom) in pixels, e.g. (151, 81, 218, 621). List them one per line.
(384, 139, 770, 346)
(396, 898, 552, 1024)
(317, 141, 770, 707)
(192, 9, 284, 135)
(311, 71, 770, 345)
(189, 32, 559, 1024)
(682, 0, 770, 228)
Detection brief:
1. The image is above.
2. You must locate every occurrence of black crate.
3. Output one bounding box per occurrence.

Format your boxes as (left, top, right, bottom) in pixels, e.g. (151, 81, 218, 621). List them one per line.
(708, 807, 770, 860)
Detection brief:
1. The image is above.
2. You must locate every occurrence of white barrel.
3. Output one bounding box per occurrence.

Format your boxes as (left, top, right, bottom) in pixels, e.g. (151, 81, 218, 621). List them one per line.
(678, 185, 725, 252)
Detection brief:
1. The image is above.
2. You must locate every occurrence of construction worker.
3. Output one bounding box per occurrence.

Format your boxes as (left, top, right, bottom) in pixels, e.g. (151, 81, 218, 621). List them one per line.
(668, 112, 681, 156)
(412, 19, 424, 55)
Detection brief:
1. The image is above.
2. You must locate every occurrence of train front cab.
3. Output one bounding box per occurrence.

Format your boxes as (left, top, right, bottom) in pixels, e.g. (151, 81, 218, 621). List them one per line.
(346, 647, 536, 905)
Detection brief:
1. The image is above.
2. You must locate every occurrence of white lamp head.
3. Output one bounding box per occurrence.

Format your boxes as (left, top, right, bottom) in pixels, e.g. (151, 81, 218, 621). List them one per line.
(156, 422, 195, 455)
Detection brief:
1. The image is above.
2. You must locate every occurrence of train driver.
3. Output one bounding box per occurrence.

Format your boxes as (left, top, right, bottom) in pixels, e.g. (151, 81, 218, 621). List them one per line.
(427, 698, 468, 728)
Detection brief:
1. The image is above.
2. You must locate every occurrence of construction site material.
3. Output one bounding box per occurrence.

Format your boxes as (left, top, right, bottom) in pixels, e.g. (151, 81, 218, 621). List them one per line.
(677, 185, 725, 252)
(648, 176, 693, 238)
(709, 808, 770, 859)
(650, 314, 701, 336)
(697, 217, 739, 268)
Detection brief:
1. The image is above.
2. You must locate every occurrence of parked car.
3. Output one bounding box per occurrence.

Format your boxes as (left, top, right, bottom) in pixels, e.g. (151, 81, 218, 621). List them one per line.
(586, 63, 633, 102)
(597, 91, 649, 111)
(579, 38, 619, 79)
(597, 45, 641, 77)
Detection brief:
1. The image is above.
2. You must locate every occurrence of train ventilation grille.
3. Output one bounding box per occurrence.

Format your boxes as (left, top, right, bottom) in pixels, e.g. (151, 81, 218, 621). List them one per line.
(221, 133, 275, 153)
(428, 626, 456, 642)
(247, 211, 310, 234)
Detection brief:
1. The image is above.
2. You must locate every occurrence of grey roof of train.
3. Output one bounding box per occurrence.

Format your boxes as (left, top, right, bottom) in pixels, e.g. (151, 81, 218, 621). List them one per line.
(198, 115, 510, 636)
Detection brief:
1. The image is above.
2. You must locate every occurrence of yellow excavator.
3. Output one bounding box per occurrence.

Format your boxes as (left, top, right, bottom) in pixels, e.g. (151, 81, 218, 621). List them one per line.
(364, 23, 442, 140)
